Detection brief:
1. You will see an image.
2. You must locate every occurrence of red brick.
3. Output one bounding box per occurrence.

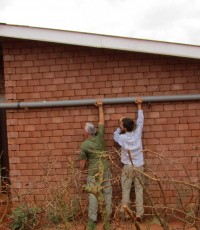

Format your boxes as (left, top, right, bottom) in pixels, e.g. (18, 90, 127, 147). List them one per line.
(184, 83, 196, 90)
(55, 72, 66, 78)
(18, 132, 30, 138)
(94, 82, 106, 88)
(63, 90, 75, 97)
(80, 82, 93, 89)
(145, 139, 160, 145)
(171, 84, 184, 90)
(75, 116, 87, 122)
(110, 114, 124, 120)
(4, 54, 15, 61)
(29, 92, 41, 99)
(80, 109, 92, 115)
(134, 85, 146, 92)
(155, 131, 167, 138)
(21, 61, 33, 67)
(159, 138, 174, 145)
(75, 89, 87, 96)
(176, 124, 188, 130)
(81, 63, 93, 69)
(166, 131, 179, 137)
(159, 84, 171, 91)
(16, 68, 27, 74)
(189, 123, 200, 130)
(148, 112, 160, 118)
(114, 67, 124, 74)
(106, 108, 116, 114)
(167, 118, 179, 123)
(179, 130, 192, 137)
(138, 66, 149, 72)
(66, 70, 79, 77)
(52, 129, 63, 136)
(107, 61, 118, 68)
(92, 75, 105, 82)
(192, 130, 200, 136)
(88, 89, 100, 95)
(149, 66, 162, 71)
(91, 69, 102, 75)
(183, 110, 196, 117)
(137, 79, 149, 85)
(112, 87, 123, 93)
(112, 81, 124, 87)
(188, 103, 200, 109)
(29, 131, 42, 138)
(159, 72, 170, 78)
(187, 116, 200, 123)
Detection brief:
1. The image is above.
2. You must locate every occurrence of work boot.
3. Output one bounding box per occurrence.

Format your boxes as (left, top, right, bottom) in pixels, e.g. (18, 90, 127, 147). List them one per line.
(87, 219, 97, 230)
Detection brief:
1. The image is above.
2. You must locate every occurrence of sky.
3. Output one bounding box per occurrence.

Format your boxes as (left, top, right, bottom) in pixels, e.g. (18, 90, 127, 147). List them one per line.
(1, 0, 200, 46)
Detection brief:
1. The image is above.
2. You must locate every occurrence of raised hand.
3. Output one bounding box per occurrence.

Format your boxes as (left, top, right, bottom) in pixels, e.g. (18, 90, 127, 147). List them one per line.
(135, 98, 143, 104)
(95, 99, 103, 107)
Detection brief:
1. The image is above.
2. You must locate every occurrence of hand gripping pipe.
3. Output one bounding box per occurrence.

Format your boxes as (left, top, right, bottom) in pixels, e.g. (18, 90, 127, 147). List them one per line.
(0, 94, 199, 109)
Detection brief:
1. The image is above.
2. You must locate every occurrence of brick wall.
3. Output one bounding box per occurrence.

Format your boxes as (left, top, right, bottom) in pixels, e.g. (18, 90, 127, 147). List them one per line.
(2, 40, 200, 206)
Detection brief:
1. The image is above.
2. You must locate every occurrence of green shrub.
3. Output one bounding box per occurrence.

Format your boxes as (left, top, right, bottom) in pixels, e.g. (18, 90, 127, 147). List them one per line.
(9, 204, 41, 230)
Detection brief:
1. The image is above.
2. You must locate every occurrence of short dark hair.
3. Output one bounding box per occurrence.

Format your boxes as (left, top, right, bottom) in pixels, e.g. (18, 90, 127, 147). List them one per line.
(122, 118, 134, 132)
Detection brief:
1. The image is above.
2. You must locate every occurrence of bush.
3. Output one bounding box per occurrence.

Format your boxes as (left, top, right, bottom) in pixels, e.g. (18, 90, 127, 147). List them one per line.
(47, 197, 80, 225)
(9, 204, 41, 230)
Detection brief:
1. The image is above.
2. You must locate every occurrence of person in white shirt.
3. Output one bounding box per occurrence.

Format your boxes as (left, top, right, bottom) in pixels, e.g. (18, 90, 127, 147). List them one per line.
(113, 98, 144, 221)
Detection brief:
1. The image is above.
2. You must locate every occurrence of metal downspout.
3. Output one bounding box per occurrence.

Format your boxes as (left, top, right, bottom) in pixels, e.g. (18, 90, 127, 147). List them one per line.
(0, 94, 199, 109)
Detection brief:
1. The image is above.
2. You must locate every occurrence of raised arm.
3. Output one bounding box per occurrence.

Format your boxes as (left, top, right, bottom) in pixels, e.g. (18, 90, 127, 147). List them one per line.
(96, 99, 104, 125)
(135, 98, 144, 134)
(135, 98, 142, 110)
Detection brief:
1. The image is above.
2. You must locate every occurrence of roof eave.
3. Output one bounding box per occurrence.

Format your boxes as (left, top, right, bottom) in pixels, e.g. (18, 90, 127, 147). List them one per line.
(1, 24, 200, 59)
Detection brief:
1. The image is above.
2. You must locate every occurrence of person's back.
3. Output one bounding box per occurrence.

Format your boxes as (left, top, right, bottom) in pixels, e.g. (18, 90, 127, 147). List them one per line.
(115, 109, 144, 167)
(80, 124, 109, 175)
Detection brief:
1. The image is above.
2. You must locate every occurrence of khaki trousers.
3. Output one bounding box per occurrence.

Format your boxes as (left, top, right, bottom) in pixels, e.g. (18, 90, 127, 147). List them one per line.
(87, 170, 112, 222)
(121, 165, 144, 216)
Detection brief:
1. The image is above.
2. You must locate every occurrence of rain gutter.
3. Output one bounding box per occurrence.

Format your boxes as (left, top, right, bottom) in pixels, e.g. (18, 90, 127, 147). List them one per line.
(0, 94, 199, 109)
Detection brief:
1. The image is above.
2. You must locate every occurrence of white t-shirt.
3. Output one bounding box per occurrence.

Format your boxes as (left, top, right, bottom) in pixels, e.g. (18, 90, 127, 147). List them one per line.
(113, 110, 144, 167)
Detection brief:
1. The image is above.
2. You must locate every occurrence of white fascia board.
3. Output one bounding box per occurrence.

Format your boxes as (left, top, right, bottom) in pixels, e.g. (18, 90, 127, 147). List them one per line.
(1, 24, 200, 59)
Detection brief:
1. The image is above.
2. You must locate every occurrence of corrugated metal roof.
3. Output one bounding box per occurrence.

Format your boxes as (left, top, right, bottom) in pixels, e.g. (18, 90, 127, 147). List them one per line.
(1, 23, 200, 59)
